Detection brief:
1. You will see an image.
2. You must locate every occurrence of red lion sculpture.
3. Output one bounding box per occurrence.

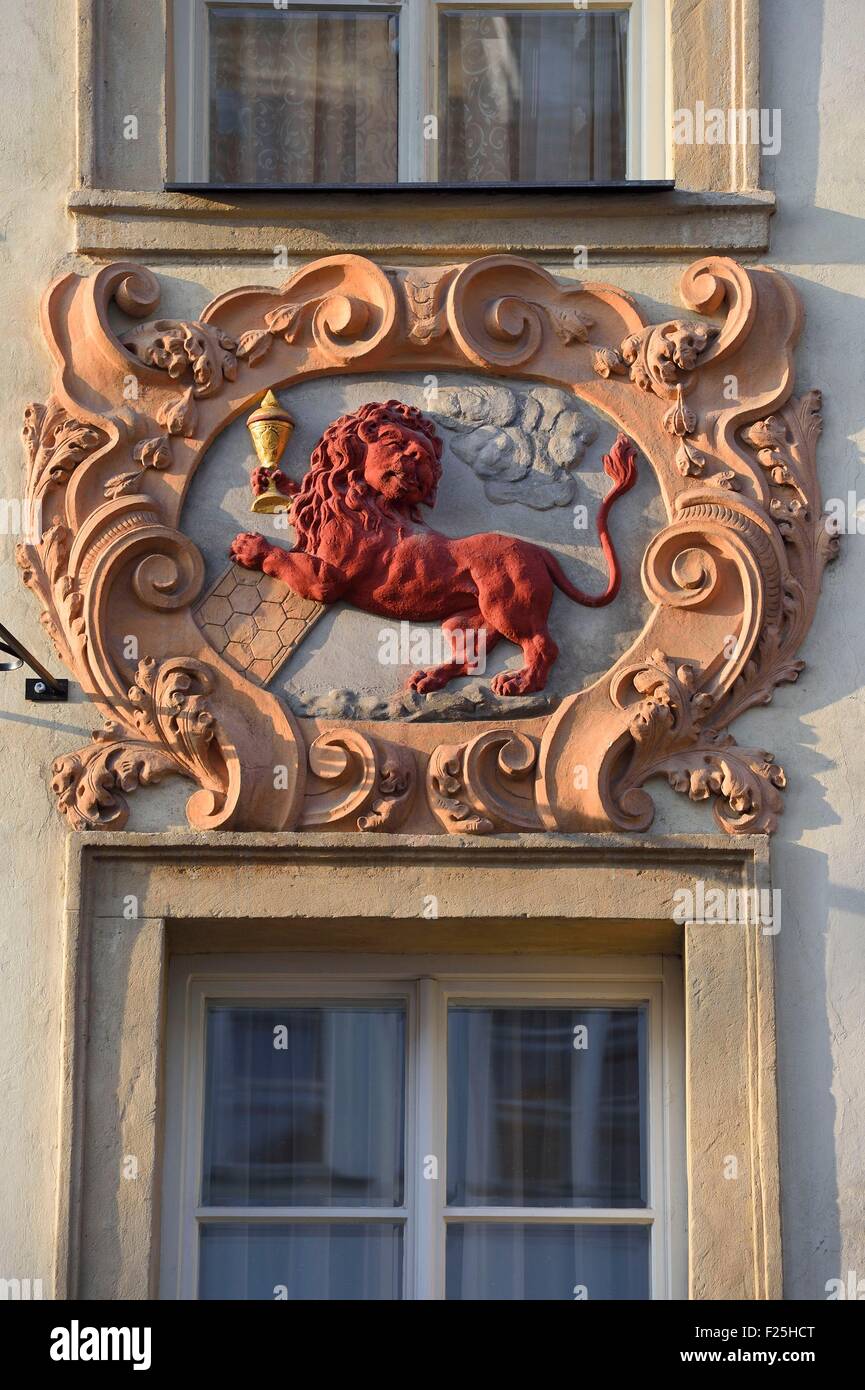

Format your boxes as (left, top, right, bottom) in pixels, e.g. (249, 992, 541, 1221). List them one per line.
(230, 400, 637, 696)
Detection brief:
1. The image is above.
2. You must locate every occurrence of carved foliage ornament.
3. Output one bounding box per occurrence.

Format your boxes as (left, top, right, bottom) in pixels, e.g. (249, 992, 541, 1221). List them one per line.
(19, 255, 836, 835)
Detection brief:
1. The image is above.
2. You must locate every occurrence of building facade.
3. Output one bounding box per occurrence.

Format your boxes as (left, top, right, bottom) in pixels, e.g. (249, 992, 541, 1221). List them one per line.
(0, 0, 863, 1302)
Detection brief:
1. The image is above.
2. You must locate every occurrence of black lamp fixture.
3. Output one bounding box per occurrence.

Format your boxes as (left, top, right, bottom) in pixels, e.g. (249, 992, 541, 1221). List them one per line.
(0, 621, 68, 702)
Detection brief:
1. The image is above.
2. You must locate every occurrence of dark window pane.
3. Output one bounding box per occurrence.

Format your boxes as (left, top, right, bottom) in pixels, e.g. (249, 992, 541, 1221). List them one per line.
(439, 8, 628, 182)
(202, 1004, 405, 1206)
(446, 1223, 649, 1300)
(200, 1223, 403, 1300)
(447, 1006, 646, 1207)
(209, 6, 399, 184)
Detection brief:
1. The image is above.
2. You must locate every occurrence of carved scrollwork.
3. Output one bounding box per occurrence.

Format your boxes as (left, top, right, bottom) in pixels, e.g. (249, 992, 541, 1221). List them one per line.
(641, 537, 720, 610)
(302, 730, 416, 830)
(426, 730, 541, 834)
(446, 257, 614, 369)
(131, 536, 206, 613)
(23, 253, 832, 838)
(231, 255, 399, 366)
(606, 651, 786, 834)
(50, 656, 227, 830)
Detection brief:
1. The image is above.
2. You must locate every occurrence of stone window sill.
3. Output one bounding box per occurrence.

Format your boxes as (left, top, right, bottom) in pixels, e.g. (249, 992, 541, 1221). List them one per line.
(68, 185, 776, 261)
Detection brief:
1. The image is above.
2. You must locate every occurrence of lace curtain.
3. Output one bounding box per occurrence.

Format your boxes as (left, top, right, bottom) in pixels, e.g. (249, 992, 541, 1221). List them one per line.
(208, 7, 399, 185)
(439, 8, 629, 183)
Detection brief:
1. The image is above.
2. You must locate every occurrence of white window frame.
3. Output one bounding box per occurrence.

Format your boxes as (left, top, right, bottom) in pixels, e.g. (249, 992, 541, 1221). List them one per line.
(172, 0, 669, 183)
(160, 952, 686, 1300)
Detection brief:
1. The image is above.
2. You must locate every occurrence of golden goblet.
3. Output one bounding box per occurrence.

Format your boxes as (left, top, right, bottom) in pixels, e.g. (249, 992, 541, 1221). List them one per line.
(247, 389, 295, 514)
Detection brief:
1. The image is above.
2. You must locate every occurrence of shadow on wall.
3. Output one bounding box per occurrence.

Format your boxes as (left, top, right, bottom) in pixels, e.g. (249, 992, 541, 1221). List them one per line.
(760, 0, 865, 1301)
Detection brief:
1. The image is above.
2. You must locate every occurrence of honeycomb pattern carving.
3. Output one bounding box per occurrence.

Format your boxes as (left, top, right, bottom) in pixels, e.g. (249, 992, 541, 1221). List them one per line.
(195, 563, 324, 685)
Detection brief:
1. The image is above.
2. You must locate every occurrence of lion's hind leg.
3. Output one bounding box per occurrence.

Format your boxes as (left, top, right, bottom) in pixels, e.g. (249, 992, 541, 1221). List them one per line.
(474, 546, 559, 696)
(490, 631, 559, 696)
(406, 609, 498, 694)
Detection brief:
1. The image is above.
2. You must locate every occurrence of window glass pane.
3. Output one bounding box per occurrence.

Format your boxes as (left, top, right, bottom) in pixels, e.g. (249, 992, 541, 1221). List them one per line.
(447, 1005, 646, 1206)
(209, 5, 399, 184)
(200, 1222, 403, 1299)
(446, 1223, 649, 1300)
(202, 1003, 406, 1206)
(438, 7, 628, 183)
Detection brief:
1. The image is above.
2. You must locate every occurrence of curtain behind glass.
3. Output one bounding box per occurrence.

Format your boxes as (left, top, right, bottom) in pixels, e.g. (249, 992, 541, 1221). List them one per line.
(445, 1223, 649, 1300)
(439, 8, 628, 183)
(447, 1006, 646, 1207)
(200, 1223, 403, 1300)
(208, 6, 399, 184)
(202, 1004, 405, 1206)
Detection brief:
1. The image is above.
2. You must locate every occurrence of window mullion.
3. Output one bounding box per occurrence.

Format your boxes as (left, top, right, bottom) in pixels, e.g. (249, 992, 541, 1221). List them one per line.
(414, 977, 446, 1298)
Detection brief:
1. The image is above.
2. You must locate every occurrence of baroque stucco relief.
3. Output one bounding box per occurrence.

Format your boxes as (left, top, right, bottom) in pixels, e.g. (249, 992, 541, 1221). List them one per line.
(18, 254, 837, 836)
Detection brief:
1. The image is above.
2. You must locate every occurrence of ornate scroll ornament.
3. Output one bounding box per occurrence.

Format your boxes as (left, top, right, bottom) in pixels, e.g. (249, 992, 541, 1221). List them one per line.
(608, 652, 786, 834)
(21, 254, 834, 835)
(51, 657, 227, 831)
(301, 731, 416, 831)
(426, 731, 541, 834)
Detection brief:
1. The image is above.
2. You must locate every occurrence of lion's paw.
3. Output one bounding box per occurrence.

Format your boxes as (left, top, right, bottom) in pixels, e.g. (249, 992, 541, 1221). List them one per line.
(491, 668, 542, 697)
(406, 668, 451, 694)
(230, 532, 272, 571)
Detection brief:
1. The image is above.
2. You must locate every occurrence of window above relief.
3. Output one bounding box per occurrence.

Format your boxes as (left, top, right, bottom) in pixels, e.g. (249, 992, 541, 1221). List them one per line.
(171, 0, 670, 188)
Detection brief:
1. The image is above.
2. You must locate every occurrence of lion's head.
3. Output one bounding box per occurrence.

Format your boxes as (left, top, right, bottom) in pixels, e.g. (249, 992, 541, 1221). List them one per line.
(291, 400, 443, 552)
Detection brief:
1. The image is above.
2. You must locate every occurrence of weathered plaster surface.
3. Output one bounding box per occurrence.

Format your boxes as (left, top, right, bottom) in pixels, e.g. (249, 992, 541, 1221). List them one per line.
(0, 0, 864, 1300)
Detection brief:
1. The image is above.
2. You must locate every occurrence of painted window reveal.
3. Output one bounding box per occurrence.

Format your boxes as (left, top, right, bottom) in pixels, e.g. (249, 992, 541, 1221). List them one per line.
(169, 972, 671, 1301)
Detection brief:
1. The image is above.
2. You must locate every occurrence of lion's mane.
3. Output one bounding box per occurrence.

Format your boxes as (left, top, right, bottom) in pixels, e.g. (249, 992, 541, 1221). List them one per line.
(290, 400, 443, 553)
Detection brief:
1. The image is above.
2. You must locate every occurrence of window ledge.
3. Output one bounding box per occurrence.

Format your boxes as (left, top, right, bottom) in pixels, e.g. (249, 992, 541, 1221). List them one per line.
(68, 185, 776, 261)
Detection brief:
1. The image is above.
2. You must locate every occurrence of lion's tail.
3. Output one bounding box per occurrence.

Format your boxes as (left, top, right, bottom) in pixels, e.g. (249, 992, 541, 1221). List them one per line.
(544, 433, 638, 608)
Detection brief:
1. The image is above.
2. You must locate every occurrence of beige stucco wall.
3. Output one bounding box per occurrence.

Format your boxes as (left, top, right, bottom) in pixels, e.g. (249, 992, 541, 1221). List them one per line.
(0, 0, 863, 1298)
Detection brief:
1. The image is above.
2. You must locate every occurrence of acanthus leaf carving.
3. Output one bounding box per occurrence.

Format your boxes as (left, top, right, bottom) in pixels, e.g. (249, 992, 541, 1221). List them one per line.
(614, 320, 719, 397)
(22, 399, 108, 504)
(546, 304, 595, 345)
(607, 650, 786, 834)
(357, 744, 417, 832)
(715, 391, 839, 725)
(663, 385, 697, 438)
(403, 268, 456, 347)
(675, 437, 708, 478)
(236, 328, 275, 366)
(15, 521, 85, 671)
(661, 731, 787, 835)
(592, 346, 628, 379)
(50, 656, 227, 831)
(133, 435, 173, 471)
